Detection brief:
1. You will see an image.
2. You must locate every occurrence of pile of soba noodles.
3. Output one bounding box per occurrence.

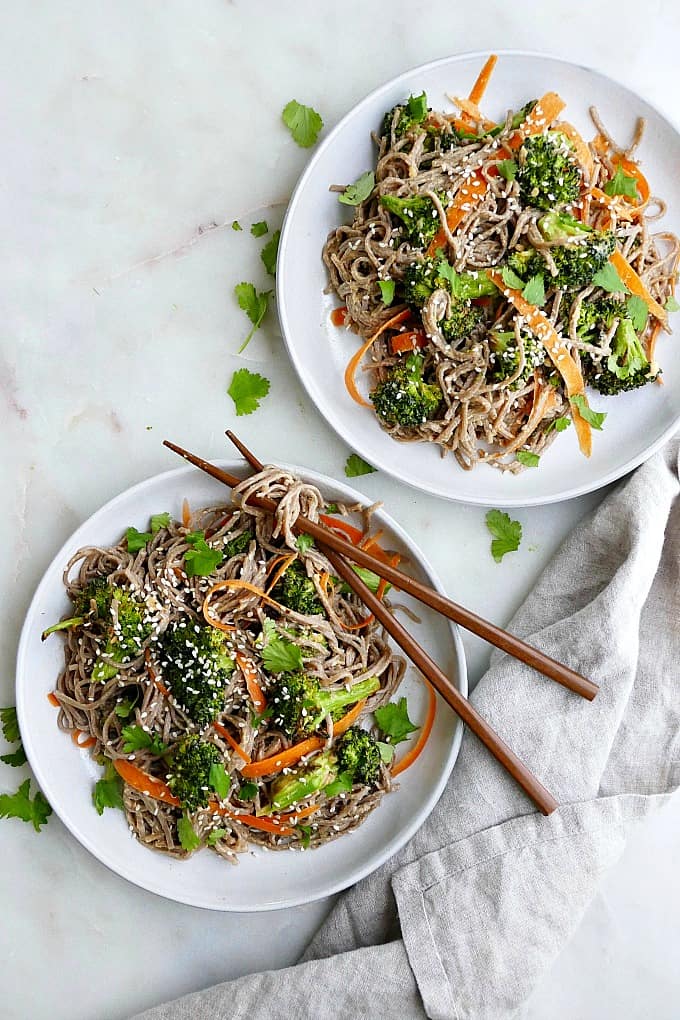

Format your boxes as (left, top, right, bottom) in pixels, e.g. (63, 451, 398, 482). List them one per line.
(46, 467, 411, 861)
(323, 65, 679, 473)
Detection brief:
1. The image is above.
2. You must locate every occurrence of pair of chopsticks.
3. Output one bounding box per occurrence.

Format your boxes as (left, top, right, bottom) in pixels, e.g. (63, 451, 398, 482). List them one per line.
(164, 433, 598, 816)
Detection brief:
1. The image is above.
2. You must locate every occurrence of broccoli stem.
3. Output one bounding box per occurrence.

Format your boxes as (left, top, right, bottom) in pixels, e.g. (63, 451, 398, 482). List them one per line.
(41, 616, 85, 641)
(270, 751, 337, 812)
(316, 675, 380, 719)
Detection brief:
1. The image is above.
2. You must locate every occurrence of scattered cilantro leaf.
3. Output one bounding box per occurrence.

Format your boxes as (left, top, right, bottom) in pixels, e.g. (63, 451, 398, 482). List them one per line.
(485, 509, 522, 563)
(324, 503, 339, 514)
(338, 170, 375, 206)
(0, 779, 52, 832)
(665, 295, 680, 313)
(207, 828, 229, 846)
(0, 746, 27, 767)
(375, 698, 419, 746)
(297, 823, 312, 848)
(234, 282, 271, 352)
(570, 394, 607, 431)
(296, 534, 314, 553)
(501, 265, 527, 291)
(435, 259, 459, 295)
(260, 230, 280, 277)
(250, 220, 268, 237)
(497, 159, 517, 181)
(344, 453, 376, 477)
(625, 295, 649, 333)
(114, 697, 137, 719)
(177, 814, 201, 852)
(126, 526, 152, 553)
(209, 762, 231, 800)
(592, 262, 629, 294)
(121, 725, 167, 755)
(0, 707, 20, 745)
(604, 166, 639, 200)
(516, 450, 540, 468)
(184, 530, 224, 577)
(546, 416, 571, 434)
(93, 762, 124, 815)
(378, 279, 396, 306)
(261, 634, 303, 674)
(522, 274, 545, 307)
(282, 100, 323, 148)
(228, 368, 271, 417)
(231, 220, 242, 231)
(325, 771, 354, 797)
(150, 512, 171, 534)
(238, 781, 258, 801)
(377, 741, 395, 764)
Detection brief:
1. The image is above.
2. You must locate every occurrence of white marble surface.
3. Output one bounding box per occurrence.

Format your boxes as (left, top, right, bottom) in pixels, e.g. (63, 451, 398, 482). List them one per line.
(2, 2, 679, 1017)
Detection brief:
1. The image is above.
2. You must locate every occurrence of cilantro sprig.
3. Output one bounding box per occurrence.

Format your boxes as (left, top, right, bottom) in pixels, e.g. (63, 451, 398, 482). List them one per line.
(344, 453, 376, 478)
(485, 509, 522, 563)
(261, 230, 280, 277)
(228, 368, 271, 417)
(235, 282, 272, 352)
(282, 100, 323, 148)
(0, 780, 52, 832)
(374, 698, 419, 746)
(339, 171, 375, 207)
(184, 530, 224, 577)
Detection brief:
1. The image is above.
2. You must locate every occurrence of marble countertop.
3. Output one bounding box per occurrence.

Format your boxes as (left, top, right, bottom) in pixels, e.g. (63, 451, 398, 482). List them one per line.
(2, 2, 679, 1017)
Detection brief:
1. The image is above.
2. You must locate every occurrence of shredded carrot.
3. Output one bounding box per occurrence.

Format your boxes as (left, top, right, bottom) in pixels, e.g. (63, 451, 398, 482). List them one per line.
(318, 514, 364, 545)
(554, 121, 595, 180)
(344, 309, 411, 407)
(330, 306, 348, 327)
(588, 186, 637, 222)
(72, 729, 96, 749)
(213, 721, 252, 764)
(615, 156, 650, 210)
(609, 250, 668, 326)
(236, 652, 267, 713)
(279, 803, 321, 823)
(319, 571, 331, 597)
(391, 681, 437, 777)
(360, 528, 384, 550)
(452, 96, 495, 130)
(506, 92, 566, 149)
(591, 132, 608, 155)
(240, 700, 368, 778)
(265, 553, 297, 595)
(468, 53, 497, 108)
(646, 322, 664, 368)
(113, 759, 180, 806)
(389, 330, 427, 355)
(341, 613, 374, 631)
(203, 578, 285, 633)
(182, 498, 192, 529)
(427, 167, 488, 255)
(486, 270, 592, 457)
(47, 692, 60, 707)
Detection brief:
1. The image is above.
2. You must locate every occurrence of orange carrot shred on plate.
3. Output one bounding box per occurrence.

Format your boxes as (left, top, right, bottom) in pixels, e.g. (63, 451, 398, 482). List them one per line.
(554, 121, 595, 179)
(47, 692, 60, 707)
(344, 309, 411, 407)
(213, 721, 252, 764)
(391, 681, 437, 777)
(210, 808, 295, 836)
(203, 578, 286, 633)
(236, 652, 267, 713)
(265, 553, 298, 595)
(468, 53, 497, 108)
(452, 96, 496, 130)
(72, 729, 96, 749)
(182, 498, 192, 529)
(609, 250, 668, 326)
(389, 330, 428, 355)
(318, 513, 365, 545)
(113, 759, 180, 806)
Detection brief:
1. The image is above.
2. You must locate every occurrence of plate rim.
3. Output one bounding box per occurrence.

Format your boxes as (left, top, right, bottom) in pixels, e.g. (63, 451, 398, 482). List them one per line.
(15, 460, 467, 911)
(277, 49, 680, 507)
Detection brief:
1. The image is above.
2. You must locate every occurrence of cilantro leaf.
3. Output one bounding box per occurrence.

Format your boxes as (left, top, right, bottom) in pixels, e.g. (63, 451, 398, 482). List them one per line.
(250, 220, 268, 237)
(374, 697, 419, 746)
(522, 274, 545, 307)
(0, 746, 27, 767)
(377, 741, 395, 763)
(184, 530, 224, 577)
(604, 166, 639, 200)
(260, 230, 280, 277)
(546, 415, 571, 434)
(297, 823, 312, 848)
(665, 295, 680, 313)
(324, 771, 354, 797)
(625, 296, 648, 333)
(282, 100, 323, 148)
(296, 533, 314, 553)
(497, 159, 517, 181)
(501, 265, 527, 291)
(344, 453, 376, 477)
(231, 220, 242, 231)
(516, 450, 540, 468)
(0, 779, 52, 832)
(207, 828, 229, 846)
(378, 279, 396, 306)
(228, 368, 271, 417)
(407, 92, 428, 121)
(338, 565, 391, 597)
(121, 725, 167, 755)
(435, 259, 459, 294)
(93, 762, 124, 815)
(324, 503, 339, 514)
(485, 509, 522, 563)
(0, 707, 20, 744)
(339, 170, 375, 207)
(570, 394, 607, 430)
(177, 814, 201, 852)
(114, 697, 137, 719)
(238, 781, 258, 801)
(261, 633, 303, 674)
(150, 512, 171, 533)
(126, 526, 152, 553)
(235, 282, 271, 352)
(209, 762, 231, 800)
(592, 262, 629, 294)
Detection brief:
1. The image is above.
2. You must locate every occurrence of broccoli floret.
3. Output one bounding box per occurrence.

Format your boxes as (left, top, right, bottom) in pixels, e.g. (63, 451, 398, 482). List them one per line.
(42, 576, 114, 640)
(167, 735, 221, 812)
(488, 329, 546, 388)
(517, 133, 581, 211)
(403, 256, 497, 310)
(583, 317, 659, 395)
(380, 193, 443, 248)
(270, 672, 380, 740)
(441, 300, 484, 343)
(507, 247, 546, 283)
(574, 297, 623, 341)
(336, 727, 382, 786)
(270, 751, 338, 812)
(371, 354, 443, 427)
(223, 530, 252, 559)
(271, 559, 323, 616)
(537, 211, 616, 291)
(158, 620, 235, 726)
(381, 92, 428, 140)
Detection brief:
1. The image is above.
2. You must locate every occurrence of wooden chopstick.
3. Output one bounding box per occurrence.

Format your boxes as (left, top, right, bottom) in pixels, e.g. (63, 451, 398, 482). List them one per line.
(163, 438, 597, 702)
(218, 432, 558, 816)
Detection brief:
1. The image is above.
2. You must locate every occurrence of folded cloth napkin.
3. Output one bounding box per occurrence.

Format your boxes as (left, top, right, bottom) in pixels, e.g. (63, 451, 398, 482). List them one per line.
(133, 439, 680, 1020)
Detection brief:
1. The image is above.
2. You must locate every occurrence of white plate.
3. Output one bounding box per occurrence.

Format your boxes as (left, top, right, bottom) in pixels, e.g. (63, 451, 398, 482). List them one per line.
(16, 462, 466, 911)
(277, 51, 680, 506)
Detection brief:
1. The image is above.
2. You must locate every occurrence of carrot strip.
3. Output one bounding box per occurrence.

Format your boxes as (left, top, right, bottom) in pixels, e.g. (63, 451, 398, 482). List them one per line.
(203, 578, 286, 633)
(506, 92, 566, 149)
(609, 250, 668, 326)
(319, 571, 331, 597)
(486, 270, 593, 457)
(391, 681, 437, 777)
(240, 700, 368, 778)
(47, 692, 60, 707)
(236, 652, 267, 713)
(72, 730, 96, 749)
(588, 186, 637, 222)
(213, 722, 252, 763)
(210, 808, 294, 836)
(468, 53, 497, 108)
(319, 514, 364, 545)
(344, 309, 411, 407)
(265, 553, 297, 595)
(360, 529, 384, 550)
(452, 96, 496, 130)
(646, 322, 663, 366)
(390, 330, 427, 355)
(615, 156, 650, 211)
(113, 759, 180, 806)
(182, 498, 192, 529)
(427, 167, 489, 255)
(554, 121, 595, 179)
(280, 803, 321, 823)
